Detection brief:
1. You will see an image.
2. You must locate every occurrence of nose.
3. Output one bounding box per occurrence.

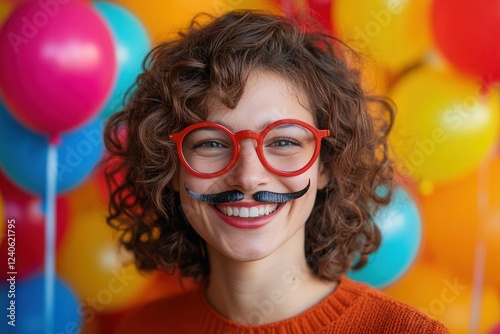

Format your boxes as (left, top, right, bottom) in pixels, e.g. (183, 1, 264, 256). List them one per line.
(225, 138, 270, 192)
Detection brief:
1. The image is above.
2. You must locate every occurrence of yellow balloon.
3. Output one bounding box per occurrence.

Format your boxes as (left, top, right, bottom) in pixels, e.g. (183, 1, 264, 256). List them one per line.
(114, 0, 281, 43)
(360, 58, 390, 96)
(384, 261, 500, 334)
(57, 180, 152, 313)
(332, 0, 432, 72)
(389, 67, 499, 184)
(344, 51, 390, 96)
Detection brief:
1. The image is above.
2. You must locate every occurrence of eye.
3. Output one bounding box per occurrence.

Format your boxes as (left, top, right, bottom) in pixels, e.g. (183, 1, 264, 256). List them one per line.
(268, 138, 301, 148)
(193, 140, 228, 149)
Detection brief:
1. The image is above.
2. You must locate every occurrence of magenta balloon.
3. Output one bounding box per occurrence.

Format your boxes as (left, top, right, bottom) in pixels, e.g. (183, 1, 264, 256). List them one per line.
(0, 0, 116, 135)
(491, 323, 500, 334)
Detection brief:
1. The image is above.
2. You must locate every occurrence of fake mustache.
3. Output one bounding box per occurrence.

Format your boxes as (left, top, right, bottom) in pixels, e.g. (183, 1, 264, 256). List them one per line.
(184, 180, 310, 204)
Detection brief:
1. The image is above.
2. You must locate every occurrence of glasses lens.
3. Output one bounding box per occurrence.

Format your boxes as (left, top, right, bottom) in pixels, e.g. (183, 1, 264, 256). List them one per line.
(182, 127, 233, 175)
(263, 123, 316, 173)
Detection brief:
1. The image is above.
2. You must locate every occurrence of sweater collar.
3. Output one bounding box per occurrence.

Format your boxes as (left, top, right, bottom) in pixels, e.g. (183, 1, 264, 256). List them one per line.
(194, 276, 366, 333)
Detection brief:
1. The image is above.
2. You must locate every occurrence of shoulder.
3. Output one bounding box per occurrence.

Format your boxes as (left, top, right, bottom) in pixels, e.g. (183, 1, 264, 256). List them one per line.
(337, 277, 450, 334)
(115, 287, 203, 334)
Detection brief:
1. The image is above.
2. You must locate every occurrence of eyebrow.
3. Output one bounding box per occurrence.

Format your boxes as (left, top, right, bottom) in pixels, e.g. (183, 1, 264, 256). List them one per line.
(209, 119, 281, 132)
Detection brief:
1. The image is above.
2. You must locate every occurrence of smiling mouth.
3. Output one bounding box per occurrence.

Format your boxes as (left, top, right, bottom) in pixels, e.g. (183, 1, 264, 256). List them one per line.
(214, 204, 279, 218)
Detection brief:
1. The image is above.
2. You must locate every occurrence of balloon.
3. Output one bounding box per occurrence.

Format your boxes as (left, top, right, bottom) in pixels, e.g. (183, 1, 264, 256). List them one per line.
(6, 0, 91, 4)
(115, 0, 281, 43)
(347, 186, 422, 289)
(0, 274, 81, 334)
(57, 179, 152, 313)
(0, 0, 116, 135)
(0, 101, 105, 196)
(0, 172, 69, 279)
(357, 57, 390, 96)
(0, 190, 4, 231)
(0, 194, 4, 247)
(491, 323, 500, 334)
(306, 0, 334, 33)
(94, 153, 124, 196)
(94, 125, 128, 196)
(132, 271, 194, 309)
(93, 2, 150, 118)
(384, 261, 500, 334)
(93, 311, 129, 334)
(420, 156, 500, 285)
(332, 0, 432, 72)
(80, 314, 103, 334)
(389, 67, 499, 184)
(432, 0, 500, 82)
(0, 0, 12, 24)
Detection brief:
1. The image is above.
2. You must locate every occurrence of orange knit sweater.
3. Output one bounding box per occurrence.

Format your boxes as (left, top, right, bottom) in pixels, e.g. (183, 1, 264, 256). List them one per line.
(117, 276, 450, 333)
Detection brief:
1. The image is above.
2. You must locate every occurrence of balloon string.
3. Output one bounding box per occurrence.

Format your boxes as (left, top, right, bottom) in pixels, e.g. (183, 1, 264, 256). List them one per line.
(45, 142, 58, 333)
(469, 159, 490, 334)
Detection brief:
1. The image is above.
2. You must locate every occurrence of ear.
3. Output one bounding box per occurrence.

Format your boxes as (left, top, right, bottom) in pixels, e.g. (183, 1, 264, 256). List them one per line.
(317, 162, 329, 190)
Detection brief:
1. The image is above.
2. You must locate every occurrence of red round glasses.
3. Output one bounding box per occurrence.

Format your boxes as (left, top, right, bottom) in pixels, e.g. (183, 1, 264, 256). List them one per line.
(169, 119, 330, 178)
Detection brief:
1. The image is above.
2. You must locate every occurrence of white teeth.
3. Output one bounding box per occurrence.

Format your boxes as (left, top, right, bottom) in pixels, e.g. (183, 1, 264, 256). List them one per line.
(239, 207, 250, 218)
(216, 204, 278, 218)
(250, 207, 259, 217)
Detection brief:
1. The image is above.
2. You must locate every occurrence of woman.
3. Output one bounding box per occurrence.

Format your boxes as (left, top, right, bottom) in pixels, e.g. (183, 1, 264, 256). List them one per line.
(104, 10, 449, 333)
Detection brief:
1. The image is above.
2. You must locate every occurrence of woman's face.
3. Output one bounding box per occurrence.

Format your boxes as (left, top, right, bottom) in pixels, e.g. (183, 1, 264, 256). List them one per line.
(175, 71, 328, 262)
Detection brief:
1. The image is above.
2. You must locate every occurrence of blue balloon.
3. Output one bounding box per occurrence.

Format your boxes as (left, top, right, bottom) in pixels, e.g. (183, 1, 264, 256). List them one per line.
(94, 1, 150, 118)
(0, 101, 105, 196)
(0, 274, 81, 334)
(347, 187, 422, 289)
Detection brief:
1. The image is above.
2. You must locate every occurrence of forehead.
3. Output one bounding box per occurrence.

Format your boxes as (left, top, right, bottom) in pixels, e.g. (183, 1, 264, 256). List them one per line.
(206, 71, 314, 130)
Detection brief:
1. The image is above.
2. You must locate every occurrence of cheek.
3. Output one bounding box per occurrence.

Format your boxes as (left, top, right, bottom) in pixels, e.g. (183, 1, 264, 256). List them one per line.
(301, 162, 321, 191)
(294, 183, 317, 214)
(179, 190, 209, 234)
(179, 168, 224, 195)
(177, 171, 199, 220)
(177, 172, 218, 228)
(292, 167, 321, 212)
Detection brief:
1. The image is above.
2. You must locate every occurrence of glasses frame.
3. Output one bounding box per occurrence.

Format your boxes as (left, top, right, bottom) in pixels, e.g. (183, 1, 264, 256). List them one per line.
(169, 118, 330, 178)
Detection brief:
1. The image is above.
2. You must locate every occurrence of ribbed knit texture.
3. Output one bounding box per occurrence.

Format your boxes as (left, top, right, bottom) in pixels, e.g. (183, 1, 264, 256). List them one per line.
(117, 276, 450, 333)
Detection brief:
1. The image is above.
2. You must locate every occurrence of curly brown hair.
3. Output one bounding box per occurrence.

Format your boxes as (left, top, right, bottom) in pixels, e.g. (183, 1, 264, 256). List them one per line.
(103, 10, 395, 283)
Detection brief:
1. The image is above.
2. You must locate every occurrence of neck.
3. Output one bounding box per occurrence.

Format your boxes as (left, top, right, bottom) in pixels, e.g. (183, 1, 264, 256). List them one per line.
(205, 230, 337, 325)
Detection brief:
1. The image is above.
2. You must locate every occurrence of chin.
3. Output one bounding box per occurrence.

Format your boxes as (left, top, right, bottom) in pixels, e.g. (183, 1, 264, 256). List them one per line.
(220, 241, 279, 262)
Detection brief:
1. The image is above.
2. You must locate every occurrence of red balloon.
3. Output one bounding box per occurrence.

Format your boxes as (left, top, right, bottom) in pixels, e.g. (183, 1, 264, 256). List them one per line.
(307, 0, 334, 34)
(0, 172, 69, 279)
(0, 0, 116, 136)
(432, 0, 500, 82)
(94, 156, 124, 198)
(95, 127, 128, 198)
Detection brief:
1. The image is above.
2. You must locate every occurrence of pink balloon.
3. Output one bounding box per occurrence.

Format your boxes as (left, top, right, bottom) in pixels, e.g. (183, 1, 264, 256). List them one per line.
(0, 0, 116, 136)
(491, 323, 500, 334)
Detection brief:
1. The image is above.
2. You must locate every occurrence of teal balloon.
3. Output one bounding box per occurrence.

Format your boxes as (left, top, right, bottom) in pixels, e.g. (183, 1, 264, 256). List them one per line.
(347, 187, 422, 289)
(0, 101, 104, 196)
(94, 1, 150, 118)
(0, 274, 81, 334)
